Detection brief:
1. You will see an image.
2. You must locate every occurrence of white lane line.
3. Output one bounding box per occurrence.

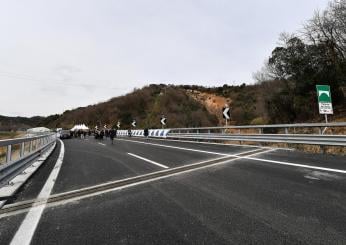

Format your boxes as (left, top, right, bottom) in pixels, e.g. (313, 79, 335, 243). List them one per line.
(10, 139, 65, 245)
(3, 149, 274, 214)
(127, 153, 169, 169)
(117, 138, 346, 174)
(146, 137, 286, 150)
(116, 138, 250, 156)
(245, 156, 346, 174)
(0, 148, 272, 219)
(98, 142, 106, 146)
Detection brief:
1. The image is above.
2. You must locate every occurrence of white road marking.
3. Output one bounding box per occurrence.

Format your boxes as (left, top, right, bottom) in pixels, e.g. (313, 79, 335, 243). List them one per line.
(10, 139, 65, 245)
(127, 153, 169, 169)
(39, 148, 275, 208)
(128, 137, 293, 151)
(98, 142, 106, 146)
(119, 138, 346, 175)
(0, 149, 274, 218)
(245, 156, 346, 174)
(116, 138, 261, 157)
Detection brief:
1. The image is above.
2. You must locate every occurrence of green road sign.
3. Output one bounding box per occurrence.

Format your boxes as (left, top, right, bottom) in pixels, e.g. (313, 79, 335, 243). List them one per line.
(316, 85, 333, 114)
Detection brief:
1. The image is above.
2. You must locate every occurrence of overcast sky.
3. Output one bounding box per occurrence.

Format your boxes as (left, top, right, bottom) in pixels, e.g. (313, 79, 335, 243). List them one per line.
(0, 0, 329, 117)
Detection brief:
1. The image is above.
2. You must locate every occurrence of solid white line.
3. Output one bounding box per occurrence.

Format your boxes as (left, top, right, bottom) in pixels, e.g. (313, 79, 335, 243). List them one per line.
(116, 138, 236, 156)
(125, 138, 346, 175)
(15, 149, 274, 212)
(245, 156, 346, 174)
(0, 148, 271, 219)
(10, 139, 65, 245)
(148, 137, 277, 149)
(127, 153, 169, 169)
(98, 142, 106, 146)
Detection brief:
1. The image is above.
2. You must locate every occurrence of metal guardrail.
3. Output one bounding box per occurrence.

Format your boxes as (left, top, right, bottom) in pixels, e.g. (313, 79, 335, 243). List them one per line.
(0, 133, 56, 185)
(167, 133, 346, 146)
(165, 123, 346, 146)
(169, 122, 346, 131)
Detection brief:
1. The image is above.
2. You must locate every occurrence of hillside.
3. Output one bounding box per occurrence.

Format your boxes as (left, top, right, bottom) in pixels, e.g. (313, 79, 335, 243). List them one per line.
(1, 82, 344, 131)
(43, 84, 219, 129)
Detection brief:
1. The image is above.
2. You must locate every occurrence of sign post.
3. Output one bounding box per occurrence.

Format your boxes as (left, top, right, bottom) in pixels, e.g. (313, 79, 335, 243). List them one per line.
(316, 85, 333, 123)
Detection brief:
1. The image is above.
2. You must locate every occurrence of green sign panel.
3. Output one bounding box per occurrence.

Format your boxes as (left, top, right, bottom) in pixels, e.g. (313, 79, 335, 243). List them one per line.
(316, 85, 333, 114)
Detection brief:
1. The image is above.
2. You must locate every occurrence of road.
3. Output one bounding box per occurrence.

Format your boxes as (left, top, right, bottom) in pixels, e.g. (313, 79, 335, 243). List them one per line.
(0, 136, 346, 244)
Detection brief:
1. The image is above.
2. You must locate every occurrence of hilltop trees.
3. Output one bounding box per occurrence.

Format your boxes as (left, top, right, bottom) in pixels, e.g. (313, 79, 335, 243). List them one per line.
(257, 0, 346, 123)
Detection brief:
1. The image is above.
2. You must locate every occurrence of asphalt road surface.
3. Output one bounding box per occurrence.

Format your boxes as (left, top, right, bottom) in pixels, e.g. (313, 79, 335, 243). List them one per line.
(0, 136, 346, 244)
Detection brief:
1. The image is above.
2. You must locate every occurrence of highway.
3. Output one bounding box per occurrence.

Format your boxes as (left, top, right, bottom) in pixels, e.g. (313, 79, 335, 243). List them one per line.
(0, 136, 346, 244)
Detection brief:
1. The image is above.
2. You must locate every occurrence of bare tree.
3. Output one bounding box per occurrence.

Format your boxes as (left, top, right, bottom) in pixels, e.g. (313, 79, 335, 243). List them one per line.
(303, 0, 346, 60)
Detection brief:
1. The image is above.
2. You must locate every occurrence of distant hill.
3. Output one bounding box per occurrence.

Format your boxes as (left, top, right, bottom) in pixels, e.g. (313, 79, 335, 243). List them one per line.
(1, 83, 345, 131)
(0, 114, 60, 131)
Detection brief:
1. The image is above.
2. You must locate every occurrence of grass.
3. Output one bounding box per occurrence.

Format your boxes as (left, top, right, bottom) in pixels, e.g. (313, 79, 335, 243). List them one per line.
(0, 131, 25, 140)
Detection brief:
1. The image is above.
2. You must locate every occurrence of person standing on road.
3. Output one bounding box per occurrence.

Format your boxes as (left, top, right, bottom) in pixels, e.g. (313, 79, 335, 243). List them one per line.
(110, 129, 115, 144)
(144, 128, 149, 139)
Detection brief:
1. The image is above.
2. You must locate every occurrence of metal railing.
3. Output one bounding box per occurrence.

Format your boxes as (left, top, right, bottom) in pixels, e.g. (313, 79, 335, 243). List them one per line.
(166, 122, 346, 146)
(0, 133, 56, 185)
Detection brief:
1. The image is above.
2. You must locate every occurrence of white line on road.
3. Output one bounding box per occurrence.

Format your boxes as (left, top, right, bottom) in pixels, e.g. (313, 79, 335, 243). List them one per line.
(35, 148, 275, 208)
(98, 142, 106, 146)
(146, 137, 288, 150)
(116, 138, 249, 156)
(10, 139, 65, 245)
(118, 138, 346, 174)
(0, 148, 272, 219)
(245, 156, 346, 174)
(127, 153, 169, 169)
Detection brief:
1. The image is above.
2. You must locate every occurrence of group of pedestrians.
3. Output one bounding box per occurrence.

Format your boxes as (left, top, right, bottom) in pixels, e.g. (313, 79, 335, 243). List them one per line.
(92, 127, 150, 143)
(70, 130, 90, 139)
(94, 129, 118, 144)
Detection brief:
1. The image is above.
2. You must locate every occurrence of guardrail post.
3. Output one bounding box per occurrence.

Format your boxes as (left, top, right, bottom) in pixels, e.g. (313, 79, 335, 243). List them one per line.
(6, 145, 12, 163)
(20, 142, 25, 157)
(258, 128, 263, 134)
(285, 128, 288, 134)
(30, 140, 33, 152)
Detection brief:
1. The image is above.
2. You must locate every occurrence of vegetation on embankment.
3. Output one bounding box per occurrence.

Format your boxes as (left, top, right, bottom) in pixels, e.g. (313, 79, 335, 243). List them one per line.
(0, 0, 345, 133)
(0, 131, 25, 140)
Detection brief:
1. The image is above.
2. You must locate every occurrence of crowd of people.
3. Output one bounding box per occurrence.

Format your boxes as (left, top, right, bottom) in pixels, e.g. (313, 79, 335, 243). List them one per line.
(70, 130, 90, 139)
(65, 128, 150, 143)
(94, 129, 117, 144)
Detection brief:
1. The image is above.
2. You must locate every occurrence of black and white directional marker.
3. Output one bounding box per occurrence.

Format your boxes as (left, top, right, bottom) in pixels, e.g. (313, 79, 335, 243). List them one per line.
(117, 121, 121, 129)
(161, 117, 167, 126)
(132, 120, 137, 127)
(222, 107, 231, 120)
